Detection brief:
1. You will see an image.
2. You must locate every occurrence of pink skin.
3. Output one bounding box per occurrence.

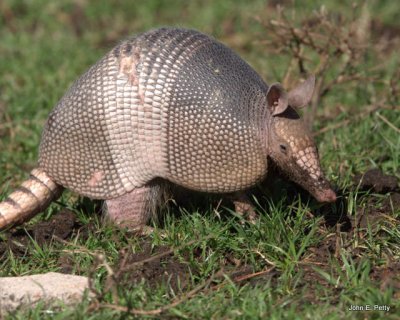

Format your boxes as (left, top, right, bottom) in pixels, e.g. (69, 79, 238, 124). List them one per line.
(104, 187, 153, 228)
(314, 188, 337, 203)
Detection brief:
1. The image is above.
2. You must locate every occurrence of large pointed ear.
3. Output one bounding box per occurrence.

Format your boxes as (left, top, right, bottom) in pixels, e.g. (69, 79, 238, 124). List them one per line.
(288, 75, 315, 108)
(267, 83, 288, 116)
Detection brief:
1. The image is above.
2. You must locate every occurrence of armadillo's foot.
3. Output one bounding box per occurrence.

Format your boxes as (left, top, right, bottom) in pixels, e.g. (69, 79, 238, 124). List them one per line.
(128, 225, 155, 236)
(103, 182, 165, 231)
(127, 225, 167, 238)
(231, 192, 258, 224)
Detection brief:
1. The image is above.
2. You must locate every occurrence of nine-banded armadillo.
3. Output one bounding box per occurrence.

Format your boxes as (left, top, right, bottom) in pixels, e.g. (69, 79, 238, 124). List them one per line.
(0, 27, 336, 230)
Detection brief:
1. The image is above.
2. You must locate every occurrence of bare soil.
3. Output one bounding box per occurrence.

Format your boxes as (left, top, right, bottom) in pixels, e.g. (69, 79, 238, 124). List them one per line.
(113, 241, 194, 291)
(0, 209, 80, 258)
(354, 168, 398, 193)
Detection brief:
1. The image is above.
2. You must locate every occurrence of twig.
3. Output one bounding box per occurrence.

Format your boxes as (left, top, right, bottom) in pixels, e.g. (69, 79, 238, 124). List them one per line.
(101, 266, 276, 316)
(120, 234, 216, 270)
(313, 104, 392, 136)
(253, 249, 276, 266)
(56, 233, 225, 314)
(297, 260, 328, 266)
(100, 269, 224, 316)
(376, 112, 400, 134)
(334, 223, 342, 259)
(213, 198, 223, 219)
(55, 233, 216, 272)
(282, 56, 297, 88)
(231, 267, 275, 282)
(260, 5, 388, 132)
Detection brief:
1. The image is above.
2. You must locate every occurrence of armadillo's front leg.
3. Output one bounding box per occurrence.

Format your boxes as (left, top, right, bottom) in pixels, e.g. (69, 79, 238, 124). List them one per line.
(231, 192, 258, 224)
(103, 183, 164, 231)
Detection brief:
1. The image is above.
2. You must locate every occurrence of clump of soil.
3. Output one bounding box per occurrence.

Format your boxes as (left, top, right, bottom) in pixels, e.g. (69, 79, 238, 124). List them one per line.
(0, 209, 80, 258)
(316, 168, 400, 232)
(382, 192, 400, 212)
(112, 240, 194, 292)
(352, 168, 400, 227)
(370, 261, 400, 292)
(354, 168, 398, 193)
(30, 209, 78, 244)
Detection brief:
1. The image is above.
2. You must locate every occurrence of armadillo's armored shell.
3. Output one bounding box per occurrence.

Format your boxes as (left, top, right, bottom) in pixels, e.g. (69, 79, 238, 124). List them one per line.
(39, 28, 269, 199)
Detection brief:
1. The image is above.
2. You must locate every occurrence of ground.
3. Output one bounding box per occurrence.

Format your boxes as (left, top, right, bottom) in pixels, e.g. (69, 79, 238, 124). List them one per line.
(0, 1, 399, 319)
(1, 168, 399, 318)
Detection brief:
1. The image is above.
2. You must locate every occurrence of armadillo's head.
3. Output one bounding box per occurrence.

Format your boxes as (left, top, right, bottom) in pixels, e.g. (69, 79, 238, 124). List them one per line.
(266, 76, 336, 203)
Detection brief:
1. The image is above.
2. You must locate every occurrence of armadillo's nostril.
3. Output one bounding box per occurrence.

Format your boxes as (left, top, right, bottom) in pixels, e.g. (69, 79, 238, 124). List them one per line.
(280, 144, 287, 154)
(314, 188, 337, 203)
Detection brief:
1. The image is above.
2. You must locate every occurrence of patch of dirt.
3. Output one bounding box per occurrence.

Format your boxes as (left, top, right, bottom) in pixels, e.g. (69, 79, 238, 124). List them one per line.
(315, 168, 400, 233)
(57, 254, 76, 274)
(370, 261, 400, 292)
(111, 240, 277, 294)
(382, 192, 400, 212)
(0, 208, 101, 275)
(351, 168, 400, 228)
(30, 209, 78, 244)
(112, 240, 195, 292)
(0, 209, 80, 258)
(354, 168, 398, 193)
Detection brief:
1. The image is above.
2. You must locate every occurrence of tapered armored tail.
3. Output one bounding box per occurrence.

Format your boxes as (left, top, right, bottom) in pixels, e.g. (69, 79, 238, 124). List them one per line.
(0, 168, 63, 230)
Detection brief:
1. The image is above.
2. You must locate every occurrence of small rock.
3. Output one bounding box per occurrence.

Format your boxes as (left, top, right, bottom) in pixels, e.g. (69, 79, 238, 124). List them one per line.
(0, 272, 93, 314)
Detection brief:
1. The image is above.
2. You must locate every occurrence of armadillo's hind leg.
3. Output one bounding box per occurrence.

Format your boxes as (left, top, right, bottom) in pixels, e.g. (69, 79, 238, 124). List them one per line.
(231, 192, 258, 224)
(103, 181, 167, 232)
(0, 168, 63, 230)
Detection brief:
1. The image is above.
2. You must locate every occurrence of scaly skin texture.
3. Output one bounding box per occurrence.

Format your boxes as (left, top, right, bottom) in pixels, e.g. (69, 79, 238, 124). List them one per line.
(267, 107, 337, 203)
(0, 28, 336, 231)
(0, 169, 62, 229)
(104, 181, 167, 229)
(39, 28, 268, 198)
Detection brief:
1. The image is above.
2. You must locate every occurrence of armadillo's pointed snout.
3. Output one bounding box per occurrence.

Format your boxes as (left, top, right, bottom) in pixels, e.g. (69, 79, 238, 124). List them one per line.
(314, 188, 337, 203)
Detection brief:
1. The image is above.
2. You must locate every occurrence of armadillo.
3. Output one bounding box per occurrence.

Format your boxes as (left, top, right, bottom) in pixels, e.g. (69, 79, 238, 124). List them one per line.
(0, 27, 336, 230)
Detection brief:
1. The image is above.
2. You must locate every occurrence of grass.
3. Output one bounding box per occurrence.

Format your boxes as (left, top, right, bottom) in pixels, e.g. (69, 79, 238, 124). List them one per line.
(0, 0, 399, 319)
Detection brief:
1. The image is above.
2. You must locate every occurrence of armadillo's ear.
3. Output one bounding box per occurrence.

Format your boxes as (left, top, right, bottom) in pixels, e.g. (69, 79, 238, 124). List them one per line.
(267, 83, 288, 116)
(288, 75, 315, 108)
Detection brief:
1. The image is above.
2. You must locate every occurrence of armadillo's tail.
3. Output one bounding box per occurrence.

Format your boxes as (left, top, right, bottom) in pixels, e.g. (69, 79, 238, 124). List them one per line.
(0, 168, 63, 230)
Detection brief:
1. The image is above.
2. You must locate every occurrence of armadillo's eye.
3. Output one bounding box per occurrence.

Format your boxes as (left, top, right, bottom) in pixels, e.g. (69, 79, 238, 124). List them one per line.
(280, 144, 287, 154)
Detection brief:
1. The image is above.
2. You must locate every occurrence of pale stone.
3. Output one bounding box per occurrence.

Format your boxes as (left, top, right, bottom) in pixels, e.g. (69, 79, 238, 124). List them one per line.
(0, 272, 93, 314)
